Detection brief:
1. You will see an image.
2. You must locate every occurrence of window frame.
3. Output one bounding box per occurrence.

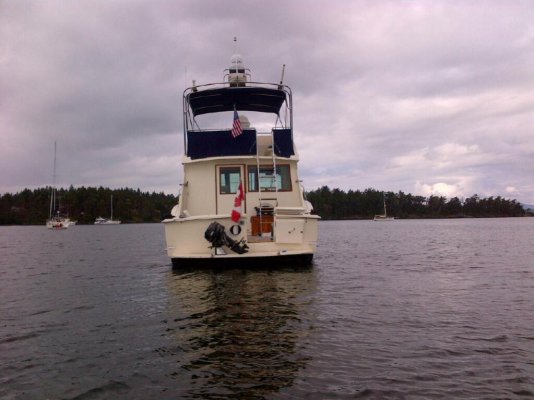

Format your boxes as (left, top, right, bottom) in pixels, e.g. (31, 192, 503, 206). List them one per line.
(218, 166, 242, 195)
(247, 164, 292, 193)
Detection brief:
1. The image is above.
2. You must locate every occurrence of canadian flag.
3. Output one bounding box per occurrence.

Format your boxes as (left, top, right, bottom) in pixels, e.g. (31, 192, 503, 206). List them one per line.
(231, 182, 245, 222)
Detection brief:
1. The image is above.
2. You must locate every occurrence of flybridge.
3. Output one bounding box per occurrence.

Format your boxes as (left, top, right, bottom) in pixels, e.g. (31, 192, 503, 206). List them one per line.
(183, 85, 295, 160)
(182, 53, 295, 160)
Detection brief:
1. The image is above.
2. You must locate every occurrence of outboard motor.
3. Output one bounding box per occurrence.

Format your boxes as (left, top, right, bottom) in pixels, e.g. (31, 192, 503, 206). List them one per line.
(204, 222, 249, 254)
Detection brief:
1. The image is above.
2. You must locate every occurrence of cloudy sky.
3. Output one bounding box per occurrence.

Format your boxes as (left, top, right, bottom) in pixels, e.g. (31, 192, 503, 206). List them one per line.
(2, 0, 533, 203)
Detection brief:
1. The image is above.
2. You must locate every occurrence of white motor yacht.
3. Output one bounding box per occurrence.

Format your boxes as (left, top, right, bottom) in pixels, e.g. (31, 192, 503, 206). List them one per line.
(163, 53, 320, 267)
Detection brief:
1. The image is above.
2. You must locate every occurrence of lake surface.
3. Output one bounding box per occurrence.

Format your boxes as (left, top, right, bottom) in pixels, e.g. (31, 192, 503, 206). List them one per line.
(1, 219, 533, 399)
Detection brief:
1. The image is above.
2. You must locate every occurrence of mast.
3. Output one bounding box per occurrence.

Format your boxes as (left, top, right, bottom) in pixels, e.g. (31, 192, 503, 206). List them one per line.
(233, 37, 238, 73)
(110, 195, 113, 220)
(49, 141, 57, 219)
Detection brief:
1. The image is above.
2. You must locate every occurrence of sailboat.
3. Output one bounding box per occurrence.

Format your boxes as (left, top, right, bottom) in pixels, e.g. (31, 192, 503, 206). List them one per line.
(373, 197, 395, 221)
(46, 142, 71, 229)
(94, 195, 121, 225)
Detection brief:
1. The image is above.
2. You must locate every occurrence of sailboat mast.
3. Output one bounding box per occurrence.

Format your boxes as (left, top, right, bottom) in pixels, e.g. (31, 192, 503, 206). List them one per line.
(111, 195, 113, 220)
(53, 141, 57, 214)
(49, 141, 57, 218)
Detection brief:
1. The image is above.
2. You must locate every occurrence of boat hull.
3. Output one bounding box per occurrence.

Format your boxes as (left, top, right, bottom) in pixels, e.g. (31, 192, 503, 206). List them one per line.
(163, 214, 318, 269)
(170, 253, 313, 269)
(46, 218, 70, 229)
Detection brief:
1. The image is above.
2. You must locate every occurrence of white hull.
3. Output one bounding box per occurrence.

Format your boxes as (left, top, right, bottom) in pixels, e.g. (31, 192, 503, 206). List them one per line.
(94, 218, 121, 225)
(373, 215, 395, 221)
(46, 217, 70, 229)
(164, 214, 318, 265)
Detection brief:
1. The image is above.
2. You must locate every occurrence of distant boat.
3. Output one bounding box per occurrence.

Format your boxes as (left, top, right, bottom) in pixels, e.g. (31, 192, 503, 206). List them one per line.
(374, 197, 395, 221)
(47, 210, 71, 229)
(46, 142, 70, 229)
(94, 195, 121, 225)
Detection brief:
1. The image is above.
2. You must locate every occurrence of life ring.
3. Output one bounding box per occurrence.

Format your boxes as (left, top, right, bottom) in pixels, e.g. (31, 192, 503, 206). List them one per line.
(229, 224, 241, 236)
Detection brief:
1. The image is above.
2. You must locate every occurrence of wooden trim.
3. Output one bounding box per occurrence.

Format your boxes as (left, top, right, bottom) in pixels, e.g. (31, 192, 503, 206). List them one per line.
(217, 165, 241, 195)
(215, 165, 218, 214)
(215, 164, 246, 215)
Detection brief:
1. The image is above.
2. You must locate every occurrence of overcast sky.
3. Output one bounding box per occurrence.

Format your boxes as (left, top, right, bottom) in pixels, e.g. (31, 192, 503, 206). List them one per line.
(2, 0, 533, 203)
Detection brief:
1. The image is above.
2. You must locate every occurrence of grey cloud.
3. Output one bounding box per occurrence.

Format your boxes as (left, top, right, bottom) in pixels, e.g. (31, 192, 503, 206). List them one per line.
(1, 0, 534, 204)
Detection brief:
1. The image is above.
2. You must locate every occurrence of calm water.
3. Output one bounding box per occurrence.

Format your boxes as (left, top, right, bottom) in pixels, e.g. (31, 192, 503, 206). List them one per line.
(1, 219, 533, 399)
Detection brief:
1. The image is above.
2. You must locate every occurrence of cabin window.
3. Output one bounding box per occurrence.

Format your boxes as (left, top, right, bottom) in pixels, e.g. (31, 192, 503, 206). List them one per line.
(219, 167, 241, 194)
(248, 165, 291, 192)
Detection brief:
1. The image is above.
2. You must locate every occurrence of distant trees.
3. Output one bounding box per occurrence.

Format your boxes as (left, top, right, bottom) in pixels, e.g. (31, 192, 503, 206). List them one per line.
(0, 187, 177, 225)
(0, 185, 528, 225)
(305, 186, 526, 220)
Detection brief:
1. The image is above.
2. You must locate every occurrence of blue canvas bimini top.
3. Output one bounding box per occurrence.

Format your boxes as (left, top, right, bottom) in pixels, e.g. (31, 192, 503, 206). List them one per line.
(187, 87, 287, 116)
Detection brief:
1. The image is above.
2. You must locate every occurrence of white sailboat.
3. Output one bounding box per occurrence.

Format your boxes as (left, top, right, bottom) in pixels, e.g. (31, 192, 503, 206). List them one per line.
(94, 195, 121, 225)
(373, 197, 395, 221)
(46, 142, 70, 229)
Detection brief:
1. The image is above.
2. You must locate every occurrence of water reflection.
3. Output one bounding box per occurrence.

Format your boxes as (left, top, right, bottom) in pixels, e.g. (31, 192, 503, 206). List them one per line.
(164, 266, 316, 399)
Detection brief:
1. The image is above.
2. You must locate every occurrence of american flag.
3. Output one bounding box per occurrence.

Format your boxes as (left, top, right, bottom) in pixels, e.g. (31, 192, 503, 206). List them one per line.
(231, 109, 243, 138)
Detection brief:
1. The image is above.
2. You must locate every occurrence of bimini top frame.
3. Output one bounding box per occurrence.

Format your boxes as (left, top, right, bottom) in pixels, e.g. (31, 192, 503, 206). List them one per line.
(182, 81, 293, 157)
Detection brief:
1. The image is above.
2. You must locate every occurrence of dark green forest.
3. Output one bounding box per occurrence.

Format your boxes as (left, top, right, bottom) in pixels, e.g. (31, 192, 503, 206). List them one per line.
(0, 185, 529, 225)
(306, 186, 528, 220)
(0, 186, 177, 225)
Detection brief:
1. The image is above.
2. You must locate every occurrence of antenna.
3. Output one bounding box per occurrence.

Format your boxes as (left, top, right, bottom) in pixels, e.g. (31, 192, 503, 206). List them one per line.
(53, 141, 57, 188)
(233, 36, 238, 73)
(278, 64, 286, 90)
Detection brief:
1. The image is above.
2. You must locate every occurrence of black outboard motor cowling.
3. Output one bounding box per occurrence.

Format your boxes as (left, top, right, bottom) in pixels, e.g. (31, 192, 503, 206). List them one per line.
(204, 222, 249, 254)
(204, 221, 226, 248)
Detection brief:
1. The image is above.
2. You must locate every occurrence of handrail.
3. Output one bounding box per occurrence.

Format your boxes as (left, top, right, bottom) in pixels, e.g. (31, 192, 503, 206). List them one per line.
(186, 80, 291, 94)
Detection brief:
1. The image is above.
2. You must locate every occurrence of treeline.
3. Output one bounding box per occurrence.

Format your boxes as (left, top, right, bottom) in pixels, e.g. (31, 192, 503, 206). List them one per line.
(0, 186, 177, 225)
(306, 186, 527, 220)
(1, 185, 529, 225)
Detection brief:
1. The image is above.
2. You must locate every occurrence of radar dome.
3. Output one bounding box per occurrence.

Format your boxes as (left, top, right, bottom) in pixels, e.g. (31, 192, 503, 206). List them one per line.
(228, 54, 247, 86)
(239, 114, 250, 128)
(230, 54, 244, 70)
